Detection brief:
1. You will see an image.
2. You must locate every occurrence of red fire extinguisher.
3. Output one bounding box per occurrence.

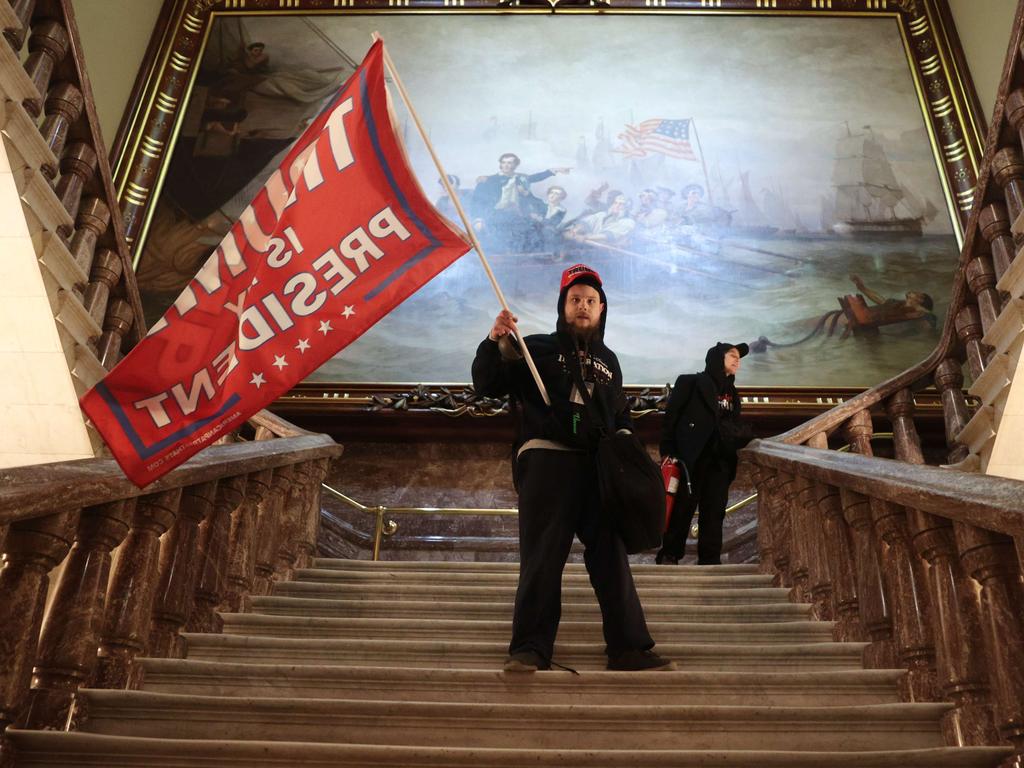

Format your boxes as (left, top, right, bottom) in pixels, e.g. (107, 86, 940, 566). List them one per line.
(660, 457, 691, 532)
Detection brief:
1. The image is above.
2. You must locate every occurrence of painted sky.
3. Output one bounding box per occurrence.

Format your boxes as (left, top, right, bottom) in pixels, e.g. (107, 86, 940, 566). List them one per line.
(231, 12, 954, 234)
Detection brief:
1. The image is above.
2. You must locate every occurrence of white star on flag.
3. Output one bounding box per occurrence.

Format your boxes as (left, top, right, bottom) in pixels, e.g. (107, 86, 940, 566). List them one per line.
(296, 338, 311, 353)
(341, 305, 356, 319)
(250, 372, 266, 389)
(318, 320, 333, 335)
(272, 355, 288, 370)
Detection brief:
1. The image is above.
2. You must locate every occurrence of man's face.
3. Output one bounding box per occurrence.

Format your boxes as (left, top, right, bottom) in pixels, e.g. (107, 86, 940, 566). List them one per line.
(548, 189, 565, 204)
(499, 156, 518, 175)
(564, 284, 604, 333)
(608, 195, 627, 215)
(639, 191, 655, 206)
(687, 190, 702, 207)
(724, 348, 742, 376)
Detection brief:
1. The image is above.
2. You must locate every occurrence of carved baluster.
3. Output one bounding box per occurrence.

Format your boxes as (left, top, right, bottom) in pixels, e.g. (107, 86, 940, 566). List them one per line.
(288, 460, 315, 573)
(83, 249, 123, 327)
(4, 0, 38, 51)
(965, 255, 1002, 333)
(55, 143, 98, 228)
(770, 472, 796, 588)
(253, 465, 296, 595)
(296, 459, 330, 570)
(956, 524, 1024, 753)
(933, 359, 971, 463)
(869, 498, 938, 701)
(991, 147, 1024, 226)
(272, 485, 303, 583)
(221, 470, 273, 613)
(149, 482, 217, 659)
(69, 198, 111, 282)
(886, 389, 925, 466)
(94, 489, 181, 690)
(908, 509, 998, 745)
(841, 488, 896, 669)
(39, 82, 84, 179)
(0, 510, 77, 733)
(23, 19, 69, 118)
(23, 500, 133, 730)
(787, 473, 815, 608)
(816, 484, 863, 641)
(843, 409, 874, 456)
(189, 475, 247, 633)
(801, 433, 834, 621)
(752, 467, 777, 578)
(978, 203, 1016, 280)
(955, 305, 987, 380)
(96, 298, 134, 368)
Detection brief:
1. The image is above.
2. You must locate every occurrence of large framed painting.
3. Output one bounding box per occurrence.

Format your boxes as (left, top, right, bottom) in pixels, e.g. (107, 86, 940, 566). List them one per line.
(114, 0, 984, 415)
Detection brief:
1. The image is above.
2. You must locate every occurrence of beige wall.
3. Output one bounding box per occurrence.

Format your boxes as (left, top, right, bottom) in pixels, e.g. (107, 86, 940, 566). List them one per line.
(948, 0, 1019, 121)
(71, 0, 164, 151)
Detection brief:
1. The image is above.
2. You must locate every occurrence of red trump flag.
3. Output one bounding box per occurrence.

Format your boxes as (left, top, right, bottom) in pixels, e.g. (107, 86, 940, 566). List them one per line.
(81, 41, 470, 486)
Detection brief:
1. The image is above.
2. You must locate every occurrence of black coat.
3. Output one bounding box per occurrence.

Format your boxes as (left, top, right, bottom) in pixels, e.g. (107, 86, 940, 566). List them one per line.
(659, 372, 743, 479)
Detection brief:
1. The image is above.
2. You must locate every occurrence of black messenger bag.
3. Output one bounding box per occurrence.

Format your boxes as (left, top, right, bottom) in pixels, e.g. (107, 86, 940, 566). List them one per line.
(566, 349, 664, 554)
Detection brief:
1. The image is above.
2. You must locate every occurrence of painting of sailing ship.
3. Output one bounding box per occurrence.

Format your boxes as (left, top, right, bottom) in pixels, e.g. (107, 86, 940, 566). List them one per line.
(132, 13, 963, 388)
(829, 125, 939, 238)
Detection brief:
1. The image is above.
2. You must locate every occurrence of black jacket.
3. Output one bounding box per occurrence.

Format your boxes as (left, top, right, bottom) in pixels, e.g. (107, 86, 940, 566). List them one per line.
(659, 372, 747, 480)
(472, 331, 632, 453)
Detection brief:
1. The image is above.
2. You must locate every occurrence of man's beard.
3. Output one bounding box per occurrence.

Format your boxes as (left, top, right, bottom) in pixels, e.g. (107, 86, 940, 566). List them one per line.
(568, 320, 600, 343)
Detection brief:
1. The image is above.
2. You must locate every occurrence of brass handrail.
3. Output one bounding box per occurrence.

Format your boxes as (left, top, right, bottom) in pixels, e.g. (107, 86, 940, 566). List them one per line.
(321, 482, 517, 560)
(322, 433, 895, 557)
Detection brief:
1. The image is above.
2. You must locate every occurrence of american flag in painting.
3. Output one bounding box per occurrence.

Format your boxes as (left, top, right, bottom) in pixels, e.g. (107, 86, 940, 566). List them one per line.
(615, 118, 698, 161)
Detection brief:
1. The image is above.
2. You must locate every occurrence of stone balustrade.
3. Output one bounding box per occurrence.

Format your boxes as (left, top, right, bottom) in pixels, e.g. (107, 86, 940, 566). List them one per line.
(745, 437, 1024, 757)
(0, 431, 342, 747)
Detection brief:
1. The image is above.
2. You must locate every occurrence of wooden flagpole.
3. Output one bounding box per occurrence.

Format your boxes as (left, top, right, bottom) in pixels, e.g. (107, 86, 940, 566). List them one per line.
(372, 33, 551, 406)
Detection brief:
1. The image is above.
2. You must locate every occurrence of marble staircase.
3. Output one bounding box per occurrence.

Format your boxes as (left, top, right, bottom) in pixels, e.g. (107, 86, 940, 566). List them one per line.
(8, 560, 1012, 767)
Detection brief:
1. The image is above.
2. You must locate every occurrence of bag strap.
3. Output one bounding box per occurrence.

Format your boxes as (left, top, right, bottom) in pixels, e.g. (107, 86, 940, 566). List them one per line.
(561, 336, 608, 438)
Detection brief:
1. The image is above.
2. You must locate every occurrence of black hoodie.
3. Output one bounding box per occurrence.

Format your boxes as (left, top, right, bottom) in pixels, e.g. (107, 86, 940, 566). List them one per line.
(659, 343, 748, 476)
(471, 277, 631, 453)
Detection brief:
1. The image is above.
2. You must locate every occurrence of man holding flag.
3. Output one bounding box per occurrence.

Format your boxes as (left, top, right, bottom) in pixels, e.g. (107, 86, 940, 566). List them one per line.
(473, 264, 674, 674)
(81, 41, 471, 487)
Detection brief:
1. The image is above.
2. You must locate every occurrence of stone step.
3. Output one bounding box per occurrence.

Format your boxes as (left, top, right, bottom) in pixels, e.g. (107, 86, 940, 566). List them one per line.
(312, 559, 764, 576)
(75, 690, 953, 752)
(10, 732, 1011, 768)
(248, 595, 813, 622)
(271, 580, 795, 605)
(293, 567, 775, 589)
(138, 659, 904, 706)
(218, 613, 836, 644)
(182, 634, 868, 671)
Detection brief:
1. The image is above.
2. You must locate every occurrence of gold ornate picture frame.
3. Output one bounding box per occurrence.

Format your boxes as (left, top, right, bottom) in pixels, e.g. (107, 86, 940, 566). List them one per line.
(112, 0, 984, 421)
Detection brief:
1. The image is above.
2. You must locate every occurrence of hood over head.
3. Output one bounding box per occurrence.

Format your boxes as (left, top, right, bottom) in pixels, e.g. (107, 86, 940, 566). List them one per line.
(704, 341, 749, 391)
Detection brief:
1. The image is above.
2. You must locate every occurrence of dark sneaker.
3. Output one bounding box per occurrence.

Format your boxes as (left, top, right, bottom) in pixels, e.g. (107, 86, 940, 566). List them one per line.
(607, 649, 676, 671)
(655, 552, 679, 565)
(503, 650, 550, 672)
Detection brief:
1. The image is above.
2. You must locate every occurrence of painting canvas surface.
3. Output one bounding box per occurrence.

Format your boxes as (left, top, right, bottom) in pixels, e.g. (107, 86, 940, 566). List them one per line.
(136, 13, 959, 387)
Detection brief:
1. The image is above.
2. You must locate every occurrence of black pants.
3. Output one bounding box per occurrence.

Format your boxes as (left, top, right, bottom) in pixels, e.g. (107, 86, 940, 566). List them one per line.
(659, 445, 733, 564)
(510, 449, 654, 661)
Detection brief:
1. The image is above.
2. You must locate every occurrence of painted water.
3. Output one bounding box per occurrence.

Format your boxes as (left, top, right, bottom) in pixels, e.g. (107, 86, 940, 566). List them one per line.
(308, 235, 956, 388)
